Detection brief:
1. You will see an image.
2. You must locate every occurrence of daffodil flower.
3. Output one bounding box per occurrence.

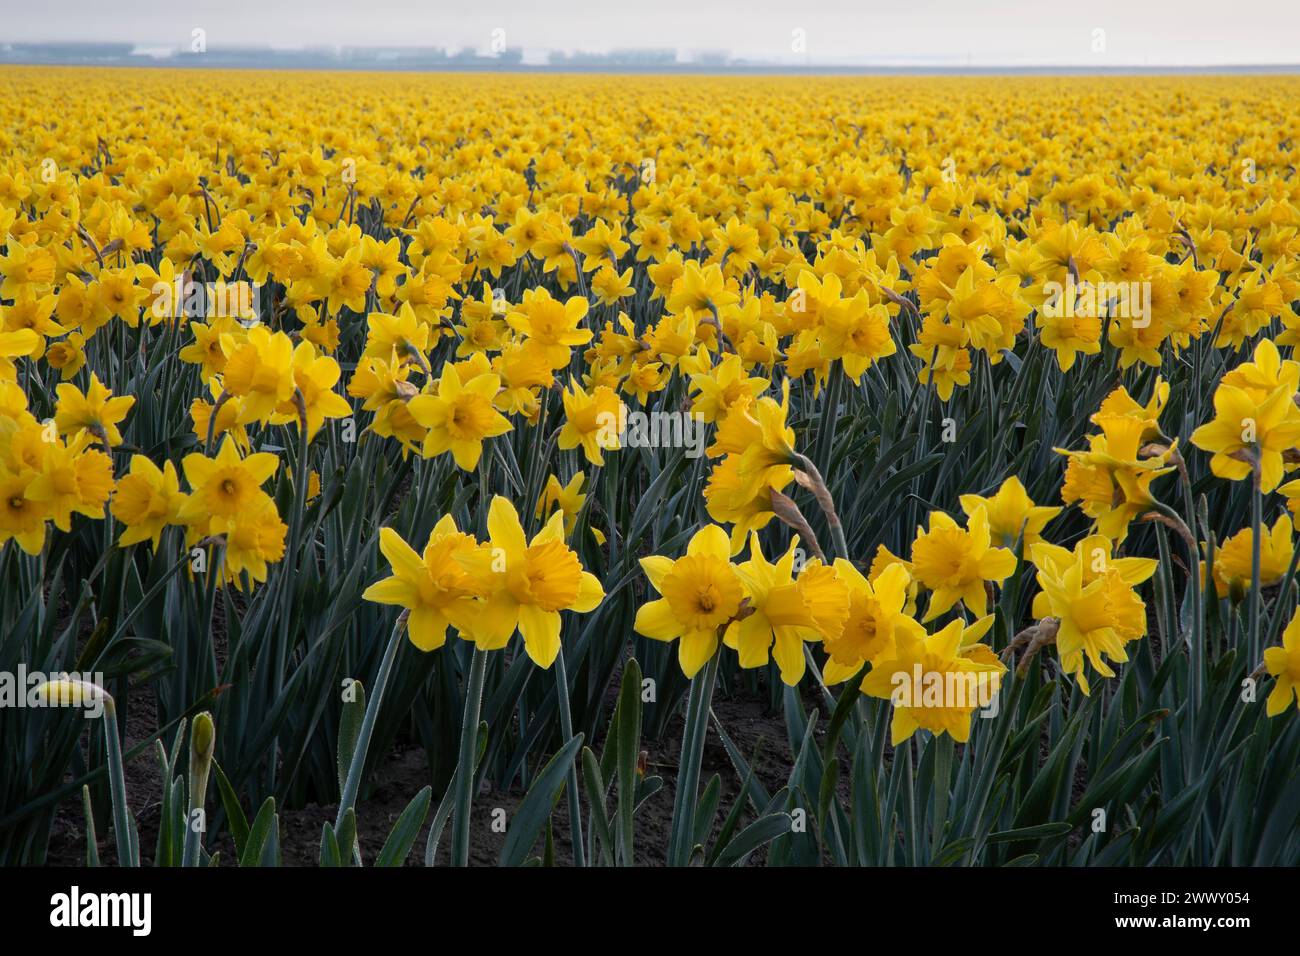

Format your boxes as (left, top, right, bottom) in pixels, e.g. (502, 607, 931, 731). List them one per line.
(1028, 537, 1153, 695)
(634, 525, 745, 677)
(1264, 610, 1300, 717)
(860, 616, 1006, 744)
(910, 504, 1017, 621)
(723, 533, 848, 686)
(456, 497, 603, 668)
(959, 475, 1060, 550)
(363, 518, 484, 651)
(407, 365, 512, 471)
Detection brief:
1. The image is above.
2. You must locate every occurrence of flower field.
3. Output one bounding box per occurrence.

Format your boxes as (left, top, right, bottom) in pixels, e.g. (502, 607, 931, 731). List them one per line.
(1, 67, 1298, 868)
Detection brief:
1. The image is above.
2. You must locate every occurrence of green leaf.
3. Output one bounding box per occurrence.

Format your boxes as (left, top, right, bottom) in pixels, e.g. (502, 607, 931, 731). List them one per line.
(986, 822, 1072, 844)
(712, 813, 792, 867)
(377, 786, 432, 867)
(581, 747, 615, 866)
(212, 760, 248, 859)
(821, 664, 867, 765)
(336, 679, 367, 796)
(615, 658, 643, 865)
(693, 774, 722, 851)
(239, 797, 277, 868)
(319, 822, 341, 868)
(336, 807, 358, 867)
(499, 733, 584, 867)
(81, 785, 99, 868)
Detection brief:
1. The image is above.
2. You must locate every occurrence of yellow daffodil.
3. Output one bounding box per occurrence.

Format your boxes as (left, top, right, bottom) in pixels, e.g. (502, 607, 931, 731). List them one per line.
(270, 342, 353, 441)
(860, 616, 1005, 744)
(688, 353, 769, 424)
(111, 455, 188, 550)
(1208, 515, 1293, 601)
(363, 518, 483, 651)
(535, 471, 587, 538)
(219, 326, 296, 426)
(1057, 412, 1176, 541)
(1028, 536, 1154, 694)
(455, 496, 603, 667)
(506, 287, 592, 370)
(1191, 338, 1300, 493)
(722, 533, 848, 686)
(959, 475, 1060, 549)
(0, 469, 46, 554)
(910, 505, 1017, 621)
(407, 366, 512, 471)
(634, 525, 746, 677)
(26, 432, 114, 531)
(821, 560, 925, 683)
(558, 381, 623, 466)
(1264, 610, 1300, 716)
(179, 436, 279, 526)
(218, 495, 287, 589)
(54, 373, 134, 447)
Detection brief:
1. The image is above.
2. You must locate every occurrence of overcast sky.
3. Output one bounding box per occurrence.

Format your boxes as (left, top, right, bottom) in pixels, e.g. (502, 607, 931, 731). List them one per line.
(6, 1, 1299, 66)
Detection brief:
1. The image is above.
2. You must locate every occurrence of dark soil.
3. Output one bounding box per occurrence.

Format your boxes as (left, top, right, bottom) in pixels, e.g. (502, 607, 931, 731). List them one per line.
(44, 685, 810, 867)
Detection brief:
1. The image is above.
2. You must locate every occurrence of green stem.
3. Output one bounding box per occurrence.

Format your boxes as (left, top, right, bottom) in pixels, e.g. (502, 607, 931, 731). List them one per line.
(817, 362, 845, 480)
(1157, 498, 1204, 722)
(452, 646, 489, 867)
(102, 700, 135, 867)
(1178, 478, 1204, 721)
(667, 649, 720, 867)
(1187, 527, 1205, 726)
(183, 713, 215, 868)
(931, 733, 953, 861)
(793, 453, 850, 560)
(901, 739, 918, 866)
(1247, 473, 1262, 668)
(271, 402, 313, 793)
(335, 617, 405, 833)
(553, 645, 586, 867)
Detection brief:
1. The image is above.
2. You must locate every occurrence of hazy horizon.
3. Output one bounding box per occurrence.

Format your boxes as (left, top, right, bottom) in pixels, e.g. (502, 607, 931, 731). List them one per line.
(7, 1, 1300, 67)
